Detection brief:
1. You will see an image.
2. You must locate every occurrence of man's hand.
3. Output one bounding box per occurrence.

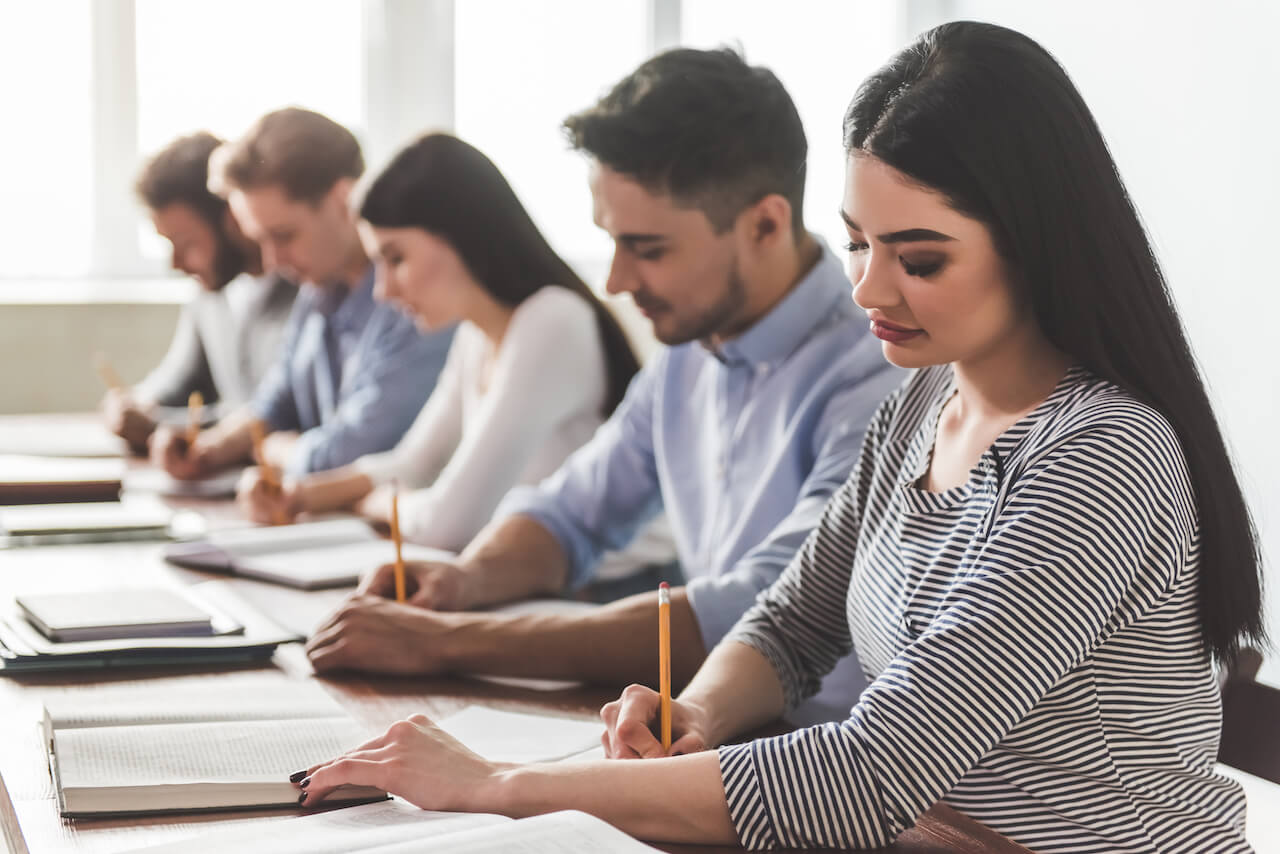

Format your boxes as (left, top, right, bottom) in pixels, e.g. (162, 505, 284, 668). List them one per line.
(100, 389, 155, 454)
(358, 558, 471, 611)
(237, 467, 299, 525)
(306, 594, 460, 674)
(149, 424, 211, 480)
(261, 430, 299, 470)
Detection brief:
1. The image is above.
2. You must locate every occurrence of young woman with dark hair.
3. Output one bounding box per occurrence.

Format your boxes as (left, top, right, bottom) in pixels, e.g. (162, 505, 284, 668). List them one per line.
(290, 24, 1263, 852)
(241, 133, 641, 551)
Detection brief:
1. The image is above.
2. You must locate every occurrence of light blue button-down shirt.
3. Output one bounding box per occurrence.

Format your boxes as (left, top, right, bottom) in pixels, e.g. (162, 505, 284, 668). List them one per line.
(496, 243, 905, 722)
(251, 268, 455, 476)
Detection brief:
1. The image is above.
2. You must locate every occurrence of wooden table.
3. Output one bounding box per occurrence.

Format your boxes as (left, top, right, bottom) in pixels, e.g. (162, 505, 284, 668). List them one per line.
(0, 417, 1032, 853)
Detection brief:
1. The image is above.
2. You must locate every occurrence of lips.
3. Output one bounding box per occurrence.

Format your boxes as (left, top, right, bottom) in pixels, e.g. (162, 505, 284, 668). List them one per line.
(869, 318, 924, 344)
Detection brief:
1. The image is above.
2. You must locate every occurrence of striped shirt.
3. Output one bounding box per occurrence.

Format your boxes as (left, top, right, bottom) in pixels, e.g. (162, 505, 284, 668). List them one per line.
(718, 365, 1250, 852)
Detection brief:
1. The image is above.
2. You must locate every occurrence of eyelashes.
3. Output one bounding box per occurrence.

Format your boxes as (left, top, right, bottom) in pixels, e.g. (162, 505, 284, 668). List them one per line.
(844, 241, 944, 278)
(900, 259, 942, 277)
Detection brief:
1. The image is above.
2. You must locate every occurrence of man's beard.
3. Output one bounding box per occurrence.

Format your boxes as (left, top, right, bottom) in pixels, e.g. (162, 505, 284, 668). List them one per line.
(208, 230, 252, 290)
(649, 261, 748, 346)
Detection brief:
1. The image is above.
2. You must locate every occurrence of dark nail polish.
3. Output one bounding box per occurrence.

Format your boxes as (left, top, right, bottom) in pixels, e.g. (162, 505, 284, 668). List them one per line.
(298, 792, 307, 805)
(300, 777, 310, 789)
(289, 770, 307, 783)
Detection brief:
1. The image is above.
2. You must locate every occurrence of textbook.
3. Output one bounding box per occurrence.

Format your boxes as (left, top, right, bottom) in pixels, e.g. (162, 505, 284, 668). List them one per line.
(0, 496, 173, 541)
(43, 676, 386, 817)
(117, 706, 648, 854)
(0, 581, 297, 673)
(15, 587, 221, 642)
(164, 518, 454, 590)
(0, 455, 124, 504)
(123, 467, 245, 499)
(120, 801, 663, 853)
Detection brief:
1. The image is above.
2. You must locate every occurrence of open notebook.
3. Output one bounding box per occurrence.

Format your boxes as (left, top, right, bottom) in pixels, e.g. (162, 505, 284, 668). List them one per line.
(117, 706, 652, 853)
(163, 518, 454, 589)
(123, 467, 245, 499)
(121, 803, 662, 853)
(43, 676, 385, 817)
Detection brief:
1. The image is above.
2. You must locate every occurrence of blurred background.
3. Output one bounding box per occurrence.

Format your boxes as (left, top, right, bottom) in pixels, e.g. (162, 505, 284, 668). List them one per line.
(1, 0, 1277, 670)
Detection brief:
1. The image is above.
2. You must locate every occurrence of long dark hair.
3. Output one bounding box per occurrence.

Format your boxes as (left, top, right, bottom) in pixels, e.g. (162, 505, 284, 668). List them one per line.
(844, 21, 1264, 664)
(357, 133, 639, 416)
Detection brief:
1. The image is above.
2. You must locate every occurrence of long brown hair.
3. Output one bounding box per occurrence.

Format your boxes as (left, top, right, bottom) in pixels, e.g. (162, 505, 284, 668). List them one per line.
(357, 133, 639, 416)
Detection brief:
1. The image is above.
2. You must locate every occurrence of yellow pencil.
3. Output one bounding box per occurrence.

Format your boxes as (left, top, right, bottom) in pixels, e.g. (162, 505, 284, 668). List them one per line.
(93, 352, 123, 391)
(248, 421, 277, 488)
(186, 391, 203, 446)
(659, 581, 672, 752)
(390, 481, 406, 603)
(248, 420, 287, 525)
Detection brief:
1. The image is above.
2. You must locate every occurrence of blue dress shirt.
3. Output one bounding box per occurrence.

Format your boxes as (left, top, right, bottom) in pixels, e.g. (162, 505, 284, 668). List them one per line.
(251, 268, 455, 476)
(496, 243, 905, 722)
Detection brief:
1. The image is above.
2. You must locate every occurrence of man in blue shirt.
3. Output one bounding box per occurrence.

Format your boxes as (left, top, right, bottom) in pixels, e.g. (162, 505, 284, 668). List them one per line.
(306, 50, 903, 722)
(151, 108, 453, 481)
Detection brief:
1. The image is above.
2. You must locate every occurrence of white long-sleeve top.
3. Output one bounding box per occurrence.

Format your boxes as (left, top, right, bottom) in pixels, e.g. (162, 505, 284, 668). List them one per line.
(354, 286, 611, 552)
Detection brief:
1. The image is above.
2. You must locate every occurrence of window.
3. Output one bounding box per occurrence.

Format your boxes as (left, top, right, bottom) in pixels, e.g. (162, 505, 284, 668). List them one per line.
(134, 0, 365, 268)
(455, 0, 650, 282)
(0, 2, 94, 277)
(682, 0, 900, 262)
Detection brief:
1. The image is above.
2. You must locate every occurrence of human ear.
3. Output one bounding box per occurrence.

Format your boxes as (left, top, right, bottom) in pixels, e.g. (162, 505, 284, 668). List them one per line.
(744, 193, 793, 248)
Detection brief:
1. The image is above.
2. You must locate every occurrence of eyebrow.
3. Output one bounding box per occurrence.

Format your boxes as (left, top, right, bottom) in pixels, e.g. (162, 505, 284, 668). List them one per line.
(840, 210, 955, 244)
(618, 233, 667, 248)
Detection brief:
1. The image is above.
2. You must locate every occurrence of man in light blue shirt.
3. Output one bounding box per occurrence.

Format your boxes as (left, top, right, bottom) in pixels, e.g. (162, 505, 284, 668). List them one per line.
(305, 49, 902, 723)
(249, 267, 450, 476)
(152, 108, 452, 481)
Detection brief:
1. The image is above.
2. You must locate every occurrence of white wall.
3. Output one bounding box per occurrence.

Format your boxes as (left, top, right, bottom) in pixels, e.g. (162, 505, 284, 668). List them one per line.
(946, 1, 1280, 676)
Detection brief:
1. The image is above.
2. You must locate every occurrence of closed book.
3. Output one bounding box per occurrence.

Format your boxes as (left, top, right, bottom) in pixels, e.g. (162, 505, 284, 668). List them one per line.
(0, 455, 123, 504)
(16, 587, 216, 642)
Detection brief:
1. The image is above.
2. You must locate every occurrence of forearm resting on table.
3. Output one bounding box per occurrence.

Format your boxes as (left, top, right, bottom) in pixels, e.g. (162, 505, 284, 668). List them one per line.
(294, 467, 375, 515)
(454, 515, 572, 608)
(492, 751, 736, 845)
(442, 587, 708, 688)
(197, 409, 259, 469)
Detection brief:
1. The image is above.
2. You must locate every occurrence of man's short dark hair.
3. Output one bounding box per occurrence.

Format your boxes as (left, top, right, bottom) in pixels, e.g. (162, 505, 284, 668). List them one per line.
(135, 131, 228, 225)
(563, 47, 807, 238)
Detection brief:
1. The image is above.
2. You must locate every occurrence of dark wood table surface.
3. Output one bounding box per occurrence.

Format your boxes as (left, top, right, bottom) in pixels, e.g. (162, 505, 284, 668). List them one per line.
(0, 415, 1033, 854)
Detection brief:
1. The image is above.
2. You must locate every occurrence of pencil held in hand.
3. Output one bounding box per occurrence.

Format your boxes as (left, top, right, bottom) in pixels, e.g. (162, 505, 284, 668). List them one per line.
(93, 352, 123, 391)
(248, 420, 287, 525)
(659, 581, 672, 751)
(390, 483, 406, 603)
(248, 421, 278, 486)
(186, 391, 203, 446)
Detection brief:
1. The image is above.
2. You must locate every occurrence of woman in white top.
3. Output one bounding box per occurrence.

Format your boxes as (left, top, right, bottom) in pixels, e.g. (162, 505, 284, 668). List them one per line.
(240, 133, 639, 551)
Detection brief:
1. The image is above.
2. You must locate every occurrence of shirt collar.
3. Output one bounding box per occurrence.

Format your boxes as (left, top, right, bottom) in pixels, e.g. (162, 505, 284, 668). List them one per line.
(318, 266, 376, 333)
(712, 238, 852, 368)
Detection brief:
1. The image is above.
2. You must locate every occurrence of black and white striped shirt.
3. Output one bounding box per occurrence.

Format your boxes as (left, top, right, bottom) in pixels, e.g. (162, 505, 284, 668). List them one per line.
(718, 365, 1249, 852)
